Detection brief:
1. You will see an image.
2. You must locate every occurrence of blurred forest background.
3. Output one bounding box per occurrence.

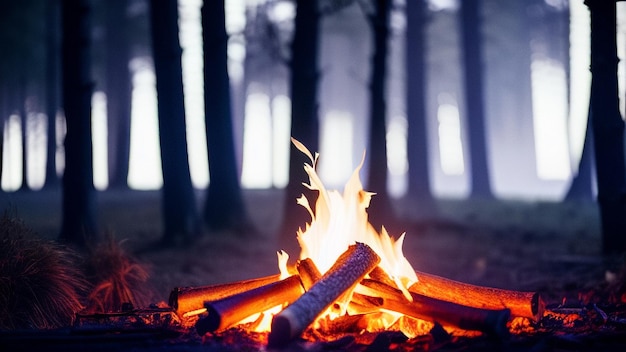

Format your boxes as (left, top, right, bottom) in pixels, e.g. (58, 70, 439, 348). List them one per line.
(1, 0, 626, 255)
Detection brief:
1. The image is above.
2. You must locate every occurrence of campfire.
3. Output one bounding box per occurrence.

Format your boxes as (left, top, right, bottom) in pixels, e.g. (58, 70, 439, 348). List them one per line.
(4, 139, 626, 351)
(168, 139, 545, 348)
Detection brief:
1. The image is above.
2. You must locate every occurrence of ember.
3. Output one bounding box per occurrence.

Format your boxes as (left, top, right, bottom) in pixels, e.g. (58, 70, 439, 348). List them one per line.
(167, 139, 552, 348)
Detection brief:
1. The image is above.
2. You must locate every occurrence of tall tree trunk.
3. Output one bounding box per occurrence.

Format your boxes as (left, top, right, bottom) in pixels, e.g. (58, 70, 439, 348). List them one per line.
(565, 104, 594, 201)
(149, 0, 200, 244)
(105, 0, 131, 190)
(460, 0, 492, 198)
(585, 0, 626, 255)
(0, 83, 6, 185)
(59, 0, 98, 247)
(281, 0, 320, 247)
(44, 0, 60, 189)
(405, 0, 433, 204)
(201, 0, 250, 232)
(18, 71, 29, 191)
(366, 0, 395, 231)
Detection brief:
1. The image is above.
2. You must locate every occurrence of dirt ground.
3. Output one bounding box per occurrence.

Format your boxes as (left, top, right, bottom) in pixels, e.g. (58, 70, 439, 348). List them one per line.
(0, 188, 610, 307)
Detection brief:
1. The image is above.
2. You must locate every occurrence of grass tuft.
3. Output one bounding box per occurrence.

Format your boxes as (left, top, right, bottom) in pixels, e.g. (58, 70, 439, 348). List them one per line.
(0, 213, 88, 330)
(83, 234, 153, 313)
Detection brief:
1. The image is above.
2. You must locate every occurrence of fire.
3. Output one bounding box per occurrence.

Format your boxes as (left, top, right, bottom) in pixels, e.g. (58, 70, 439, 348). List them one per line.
(172, 138, 543, 342)
(243, 139, 419, 333)
(291, 138, 417, 295)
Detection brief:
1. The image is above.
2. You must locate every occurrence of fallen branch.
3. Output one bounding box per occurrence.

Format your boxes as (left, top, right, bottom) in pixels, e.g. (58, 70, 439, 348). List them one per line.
(268, 243, 381, 348)
(410, 270, 544, 321)
(169, 274, 281, 316)
(356, 279, 510, 338)
(195, 275, 304, 334)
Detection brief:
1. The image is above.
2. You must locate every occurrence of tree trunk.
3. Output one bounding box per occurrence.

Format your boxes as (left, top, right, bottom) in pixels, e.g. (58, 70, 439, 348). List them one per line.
(460, 0, 492, 198)
(0, 83, 6, 184)
(565, 104, 594, 201)
(281, 0, 321, 247)
(585, 0, 626, 255)
(59, 0, 98, 247)
(366, 0, 395, 231)
(44, 0, 60, 189)
(201, 0, 250, 232)
(149, 0, 200, 244)
(18, 71, 29, 191)
(105, 0, 131, 190)
(405, 0, 433, 204)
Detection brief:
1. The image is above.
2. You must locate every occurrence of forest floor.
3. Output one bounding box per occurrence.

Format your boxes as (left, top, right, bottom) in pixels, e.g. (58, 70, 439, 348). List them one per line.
(1, 188, 625, 350)
(0, 188, 609, 302)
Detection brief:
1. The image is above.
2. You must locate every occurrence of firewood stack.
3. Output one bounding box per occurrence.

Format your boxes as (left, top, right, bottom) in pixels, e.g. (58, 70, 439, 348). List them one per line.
(168, 242, 544, 347)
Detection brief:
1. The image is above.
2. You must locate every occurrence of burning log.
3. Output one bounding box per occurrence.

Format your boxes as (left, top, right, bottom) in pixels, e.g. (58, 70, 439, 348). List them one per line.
(169, 274, 281, 316)
(296, 258, 322, 290)
(268, 243, 381, 348)
(195, 275, 304, 334)
(356, 279, 511, 338)
(297, 257, 352, 316)
(410, 270, 544, 321)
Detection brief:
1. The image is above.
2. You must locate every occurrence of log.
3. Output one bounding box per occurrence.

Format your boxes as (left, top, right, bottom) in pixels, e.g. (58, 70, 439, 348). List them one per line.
(296, 258, 322, 290)
(297, 257, 349, 316)
(356, 279, 510, 338)
(268, 243, 381, 348)
(410, 270, 544, 321)
(169, 274, 281, 316)
(195, 275, 304, 334)
(368, 266, 399, 287)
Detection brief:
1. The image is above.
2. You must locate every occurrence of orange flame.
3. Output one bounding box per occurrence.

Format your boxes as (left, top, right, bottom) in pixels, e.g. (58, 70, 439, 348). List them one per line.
(290, 138, 418, 297)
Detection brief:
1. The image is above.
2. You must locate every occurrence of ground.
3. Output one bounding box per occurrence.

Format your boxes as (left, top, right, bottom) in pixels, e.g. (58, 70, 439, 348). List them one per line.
(1, 188, 623, 350)
(0, 188, 609, 307)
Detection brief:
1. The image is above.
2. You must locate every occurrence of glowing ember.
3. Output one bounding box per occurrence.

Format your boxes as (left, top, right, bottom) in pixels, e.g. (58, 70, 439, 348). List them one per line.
(290, 138, 418, 295)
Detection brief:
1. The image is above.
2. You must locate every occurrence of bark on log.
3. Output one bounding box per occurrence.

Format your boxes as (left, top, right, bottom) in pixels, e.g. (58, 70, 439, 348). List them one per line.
(169, 274, 281, 315)
(356, 279, 510, 338)
(410, 270, 544, 321)
(268, 243, 380, 348)
(196, 275, 304, 334)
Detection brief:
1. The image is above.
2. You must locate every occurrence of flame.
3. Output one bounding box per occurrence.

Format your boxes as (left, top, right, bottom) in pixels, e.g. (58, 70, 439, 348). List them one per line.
(238, 139, 421, 334)
(277, 250, 290, 279)
(291, 138, 418, 297)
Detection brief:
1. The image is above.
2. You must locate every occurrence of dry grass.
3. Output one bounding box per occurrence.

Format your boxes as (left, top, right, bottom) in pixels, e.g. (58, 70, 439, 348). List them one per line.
(83, 234, 154, 313)
(0, 212, 88, 330)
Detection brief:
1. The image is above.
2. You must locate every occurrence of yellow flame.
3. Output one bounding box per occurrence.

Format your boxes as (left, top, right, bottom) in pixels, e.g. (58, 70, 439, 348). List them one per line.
(291, 138, 418, 295)
(277, 250, 290, 279)
(244, 139, 420, 333)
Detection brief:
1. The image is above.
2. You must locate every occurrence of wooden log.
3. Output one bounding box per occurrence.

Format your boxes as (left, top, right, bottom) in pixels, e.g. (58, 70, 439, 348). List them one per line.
(296, 258, 322, 290)
(169, 274, 281, 316)
(368, 266, 399, 287)
(410, 270, 544, 321)
(195, 275, 304, 334)
(356, 279, 510, 338)
(297, 257, 350, 316)
(268, 243, 381, 348)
